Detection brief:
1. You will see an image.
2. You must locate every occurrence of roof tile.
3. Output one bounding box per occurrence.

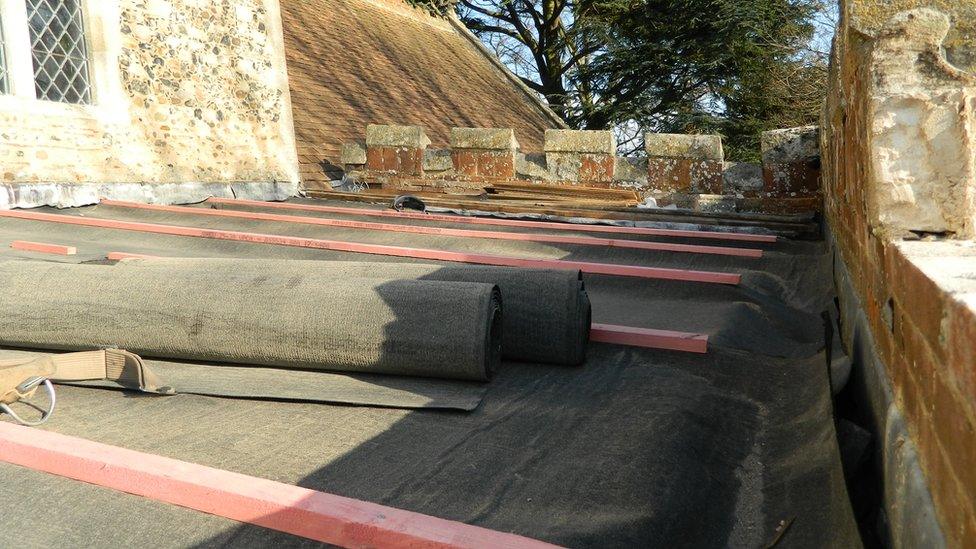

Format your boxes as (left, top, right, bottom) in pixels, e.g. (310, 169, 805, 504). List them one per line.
(280, 0, 558, 186)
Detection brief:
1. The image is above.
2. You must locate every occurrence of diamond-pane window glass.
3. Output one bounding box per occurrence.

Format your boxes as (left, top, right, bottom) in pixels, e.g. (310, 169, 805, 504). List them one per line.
(26, 0, 92, 104)
(0, 16, 9, 94)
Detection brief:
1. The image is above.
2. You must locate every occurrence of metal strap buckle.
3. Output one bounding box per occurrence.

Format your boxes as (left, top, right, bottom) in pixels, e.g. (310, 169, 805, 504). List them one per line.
(0, 378, 57, 426)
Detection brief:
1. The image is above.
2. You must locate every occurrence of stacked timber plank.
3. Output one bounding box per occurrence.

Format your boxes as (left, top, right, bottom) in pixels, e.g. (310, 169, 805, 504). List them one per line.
(305, 187, 819, 238)
(345, 179, 641, 209)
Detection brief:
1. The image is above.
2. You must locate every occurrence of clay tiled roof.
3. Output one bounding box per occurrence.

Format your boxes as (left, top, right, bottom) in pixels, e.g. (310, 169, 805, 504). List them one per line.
(280, 0, 562, 188)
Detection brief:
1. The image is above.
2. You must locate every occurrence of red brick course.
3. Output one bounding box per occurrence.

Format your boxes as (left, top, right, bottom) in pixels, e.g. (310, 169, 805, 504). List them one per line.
(762, 160, 821, 196)
(579, 154, 615, 183)
(647, 158, 691, 192)
(647, 158, 723, 194)
(451, 150, 516, 179)
(366, 146, 423, 176)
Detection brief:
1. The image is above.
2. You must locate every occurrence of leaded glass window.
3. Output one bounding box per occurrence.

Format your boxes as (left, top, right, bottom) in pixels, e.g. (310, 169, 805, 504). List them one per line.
(26, 0, 91, 104)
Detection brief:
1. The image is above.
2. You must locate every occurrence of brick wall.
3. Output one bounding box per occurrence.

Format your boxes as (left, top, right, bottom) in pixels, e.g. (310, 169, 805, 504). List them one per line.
(0, 0, 299, 189)
(824, 4, 976, 545)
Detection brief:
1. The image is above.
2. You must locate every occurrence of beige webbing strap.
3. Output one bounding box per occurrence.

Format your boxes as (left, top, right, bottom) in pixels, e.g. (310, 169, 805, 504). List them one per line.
(1, 350, 171, 401)
(0, 356, 57, 405)
(0, 350, 170, 426)
(49, 350, 173, 394)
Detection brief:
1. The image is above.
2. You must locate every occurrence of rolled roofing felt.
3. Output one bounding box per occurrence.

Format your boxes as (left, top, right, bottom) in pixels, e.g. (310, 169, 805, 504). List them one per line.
(113, 258, 591, 366)
(0, 261, 501, 381)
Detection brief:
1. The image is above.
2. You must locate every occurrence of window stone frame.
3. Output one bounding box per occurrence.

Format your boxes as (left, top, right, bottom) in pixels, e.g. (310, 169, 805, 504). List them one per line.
(0, 0, 122, 120)
(26, 0, 94, 104)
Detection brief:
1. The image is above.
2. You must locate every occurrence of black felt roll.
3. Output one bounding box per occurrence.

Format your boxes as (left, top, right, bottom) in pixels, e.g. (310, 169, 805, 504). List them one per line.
(0, 261, 501, 381)
(113, 258, 591, 365)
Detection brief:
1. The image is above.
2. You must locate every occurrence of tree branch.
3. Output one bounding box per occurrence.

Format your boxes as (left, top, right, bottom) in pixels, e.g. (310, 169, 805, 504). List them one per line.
(557, 44, 601, 77)
(465, 21, 525, 41)
(519, 76, 547, 93)
(459, 0, 514, 23)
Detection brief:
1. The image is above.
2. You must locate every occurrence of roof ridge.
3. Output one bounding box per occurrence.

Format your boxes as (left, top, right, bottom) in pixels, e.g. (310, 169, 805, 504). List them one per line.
(356, 0, 454, 31)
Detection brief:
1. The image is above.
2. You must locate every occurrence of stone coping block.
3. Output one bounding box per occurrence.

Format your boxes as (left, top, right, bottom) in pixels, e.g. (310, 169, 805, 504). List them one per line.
(544, 130, 616, 154)
(868, 9, 975, 237)
(850, 0, 976, 72)
(340, 142, 367, 165)
(645, 133, 723, 161)
(450, 128, 519, 151)
(762, 126, 820, 164)
(365, 125, 431, 148)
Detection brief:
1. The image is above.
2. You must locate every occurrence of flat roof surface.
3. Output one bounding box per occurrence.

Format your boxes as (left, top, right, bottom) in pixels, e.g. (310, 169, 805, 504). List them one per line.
(0, 198, 858, 547)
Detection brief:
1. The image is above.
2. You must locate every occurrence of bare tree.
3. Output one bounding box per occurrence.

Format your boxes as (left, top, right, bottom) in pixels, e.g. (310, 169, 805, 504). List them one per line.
(458, 0, 599, 124)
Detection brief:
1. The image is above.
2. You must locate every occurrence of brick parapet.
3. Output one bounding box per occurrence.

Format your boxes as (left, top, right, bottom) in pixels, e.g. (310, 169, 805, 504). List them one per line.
(761, 126, 822, 197)
(364, 125, 430, 176)
(344, 125, 820, 215)
(450, 128, 519, 180)
(823, 5, 976, 544)
(645, 133, 724, 195)
(544, 130, 617, 183)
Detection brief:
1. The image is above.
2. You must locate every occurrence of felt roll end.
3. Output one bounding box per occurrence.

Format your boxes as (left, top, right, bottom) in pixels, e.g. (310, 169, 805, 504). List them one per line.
(483, 286, 504, 380)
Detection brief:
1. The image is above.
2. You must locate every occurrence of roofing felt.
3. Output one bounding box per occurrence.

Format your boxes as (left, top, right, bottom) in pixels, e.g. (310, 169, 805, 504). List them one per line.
(280, 0, 561, 188)
(0, 198, 857, 546)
